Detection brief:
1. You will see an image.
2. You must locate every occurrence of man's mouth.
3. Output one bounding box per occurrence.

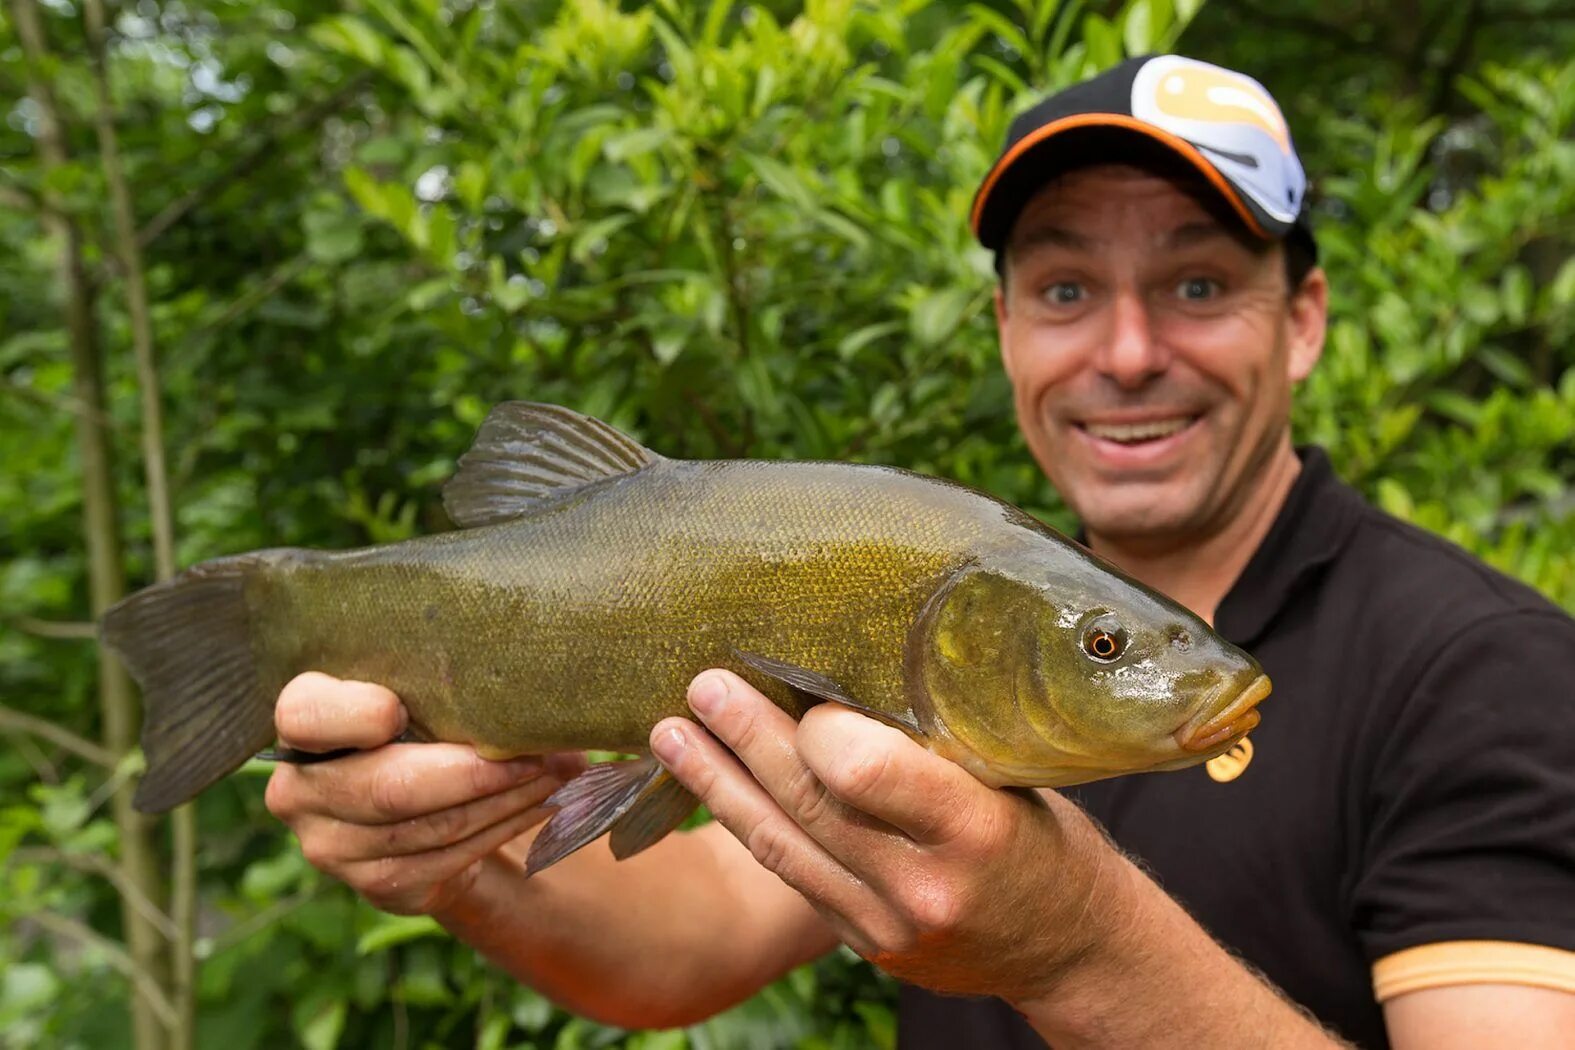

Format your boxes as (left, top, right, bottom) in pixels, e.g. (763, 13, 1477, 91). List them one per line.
(1077, 415, 1199, 445)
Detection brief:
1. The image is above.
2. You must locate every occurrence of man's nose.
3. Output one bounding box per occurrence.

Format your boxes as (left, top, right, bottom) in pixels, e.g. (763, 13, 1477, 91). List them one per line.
(1096, 289, 1168, 388)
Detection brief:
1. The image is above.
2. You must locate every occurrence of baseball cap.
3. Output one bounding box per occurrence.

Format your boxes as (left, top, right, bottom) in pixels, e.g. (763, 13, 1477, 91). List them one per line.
(972, 54, 1315, 259)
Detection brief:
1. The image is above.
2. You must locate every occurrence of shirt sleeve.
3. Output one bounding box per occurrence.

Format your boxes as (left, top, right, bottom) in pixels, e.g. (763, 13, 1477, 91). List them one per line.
(1351, 609, 1575, 963)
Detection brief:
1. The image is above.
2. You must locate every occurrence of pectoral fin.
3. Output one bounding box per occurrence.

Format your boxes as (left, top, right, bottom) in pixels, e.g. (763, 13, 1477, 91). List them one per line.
(526, 757, 699, 876)
(733, 650, 923, 735)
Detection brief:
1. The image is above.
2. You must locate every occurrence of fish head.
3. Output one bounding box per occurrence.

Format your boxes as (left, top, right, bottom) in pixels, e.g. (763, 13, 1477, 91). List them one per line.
(909, 553, 1270, 787)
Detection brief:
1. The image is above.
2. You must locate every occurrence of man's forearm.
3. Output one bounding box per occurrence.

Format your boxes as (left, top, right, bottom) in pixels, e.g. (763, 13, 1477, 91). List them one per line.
(1012, 809, 1348, 1048)
(433, 822, 836, 1029)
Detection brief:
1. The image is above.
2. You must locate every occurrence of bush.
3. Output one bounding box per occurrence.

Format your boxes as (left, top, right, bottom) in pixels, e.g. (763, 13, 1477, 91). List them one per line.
(1, 1, 1569, 1047)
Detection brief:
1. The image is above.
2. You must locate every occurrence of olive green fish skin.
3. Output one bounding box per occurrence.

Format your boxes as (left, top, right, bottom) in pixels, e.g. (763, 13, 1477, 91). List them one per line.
(251, 459, 989, 756)
(242, 455, 1261, 787)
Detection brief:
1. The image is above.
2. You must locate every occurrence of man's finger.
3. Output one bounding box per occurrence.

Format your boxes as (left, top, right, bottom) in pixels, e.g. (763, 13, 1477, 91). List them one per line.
(681, 670, 899, 845)
(275, 673, 407, 752)
(293, 775, 562, 865)
(650, 715, 873, 916)
(797, 703, 996, 849)
(341, 796, 566, 914)
(266, 743, 548, 824)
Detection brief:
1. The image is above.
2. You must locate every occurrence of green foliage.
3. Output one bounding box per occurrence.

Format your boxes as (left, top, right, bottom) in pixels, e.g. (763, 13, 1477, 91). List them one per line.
(1, 0, 1570, 1047)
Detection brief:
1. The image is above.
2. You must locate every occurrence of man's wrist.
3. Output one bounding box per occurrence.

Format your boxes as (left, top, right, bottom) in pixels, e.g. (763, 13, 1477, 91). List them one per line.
(1002, 811, 1149, 1029)
(430, 847, 522, 934)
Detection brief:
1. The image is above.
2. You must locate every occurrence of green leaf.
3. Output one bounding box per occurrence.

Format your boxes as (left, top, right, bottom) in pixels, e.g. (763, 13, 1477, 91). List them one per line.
(838, 320, 904, 360)
(355, 913, 443, 955)
(604, 126, 672, 162)
(1121, 0, 1154, 55)
(302, 207, 365, 264)
(1081, 14, 1122, 70)
(1479, 346, 1534, 388)
(308, 15, 386, 65)
(292, 992, 347, 1050)
(745, 154, 817, 210)
(909, 286, 976, 346)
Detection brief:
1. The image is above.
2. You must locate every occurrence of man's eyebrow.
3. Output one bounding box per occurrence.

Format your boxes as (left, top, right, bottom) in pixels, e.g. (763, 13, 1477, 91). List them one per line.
(1009, 225, 1098, 254)
(1162, 221, 1236, 248)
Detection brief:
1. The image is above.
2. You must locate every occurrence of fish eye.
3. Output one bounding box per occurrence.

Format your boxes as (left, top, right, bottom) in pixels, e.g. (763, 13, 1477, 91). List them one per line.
(1081, 617, 1128, 663)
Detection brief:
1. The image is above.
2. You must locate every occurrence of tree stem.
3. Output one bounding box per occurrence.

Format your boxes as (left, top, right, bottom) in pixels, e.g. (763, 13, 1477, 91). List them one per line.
(29, 911, 179, 1030)
(0, 703, 119, 768)
(10, 3, 170, 1046)
(82, 0, 196, 1046)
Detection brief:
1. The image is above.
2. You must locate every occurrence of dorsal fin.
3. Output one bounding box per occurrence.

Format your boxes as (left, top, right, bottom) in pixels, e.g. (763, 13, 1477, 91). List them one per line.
(442, 402, 661, 528)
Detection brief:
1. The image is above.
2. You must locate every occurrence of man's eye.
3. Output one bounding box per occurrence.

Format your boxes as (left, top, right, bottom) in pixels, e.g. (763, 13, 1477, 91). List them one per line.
(1176, 277, 1221, 301)
(1042, 281, 1085, 305)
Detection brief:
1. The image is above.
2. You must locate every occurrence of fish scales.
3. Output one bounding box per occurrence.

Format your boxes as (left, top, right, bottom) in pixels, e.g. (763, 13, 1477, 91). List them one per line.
(256, 460, 986, 756)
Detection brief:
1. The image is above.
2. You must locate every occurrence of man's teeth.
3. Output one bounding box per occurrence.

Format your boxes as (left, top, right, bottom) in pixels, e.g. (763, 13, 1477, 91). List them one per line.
(1083, 417, 1194, 443)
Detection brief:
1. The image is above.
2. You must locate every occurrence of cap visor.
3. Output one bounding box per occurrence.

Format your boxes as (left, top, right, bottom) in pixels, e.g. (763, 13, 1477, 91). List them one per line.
(971, 114, 1272, 251)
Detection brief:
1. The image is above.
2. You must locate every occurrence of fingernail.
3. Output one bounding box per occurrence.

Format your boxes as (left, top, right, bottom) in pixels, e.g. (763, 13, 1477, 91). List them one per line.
(545, 753, 586, 780)
(506, 757, 543, 778)
(688, 671, 729, 719)
(651, 725, 687, 765)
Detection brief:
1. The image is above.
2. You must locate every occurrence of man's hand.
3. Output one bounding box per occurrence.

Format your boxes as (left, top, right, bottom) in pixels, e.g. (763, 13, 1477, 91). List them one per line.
(651, 669, 1347, 1048)
(648, 668, 1119, 1004)
(264, 672, 581, 916)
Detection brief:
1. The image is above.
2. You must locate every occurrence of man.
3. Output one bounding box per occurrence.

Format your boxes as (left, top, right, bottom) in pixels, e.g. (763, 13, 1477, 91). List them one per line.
(264, 56, 1575, 1047)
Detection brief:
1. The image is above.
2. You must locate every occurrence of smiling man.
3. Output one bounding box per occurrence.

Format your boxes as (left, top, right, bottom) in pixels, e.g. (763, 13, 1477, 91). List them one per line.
(264, 56, 1575, 1048)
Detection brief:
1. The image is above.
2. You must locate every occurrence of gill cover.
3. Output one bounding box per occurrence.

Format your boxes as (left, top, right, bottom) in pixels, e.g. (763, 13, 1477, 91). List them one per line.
(907, 564, 1074, 786)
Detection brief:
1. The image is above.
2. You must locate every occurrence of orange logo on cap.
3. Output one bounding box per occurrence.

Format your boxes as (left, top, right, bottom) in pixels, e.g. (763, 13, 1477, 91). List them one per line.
(1149, 65, 1289, 152)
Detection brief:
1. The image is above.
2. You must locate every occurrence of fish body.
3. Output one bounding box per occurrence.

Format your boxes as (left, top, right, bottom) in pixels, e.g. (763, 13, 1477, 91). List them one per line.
(103, 403, 1270, 872)
(253, 460, 986, 754)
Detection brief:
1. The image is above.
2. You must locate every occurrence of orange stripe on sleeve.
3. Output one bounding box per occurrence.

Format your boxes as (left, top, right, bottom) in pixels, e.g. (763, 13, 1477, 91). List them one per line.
(1372, 941, 1575, 1001)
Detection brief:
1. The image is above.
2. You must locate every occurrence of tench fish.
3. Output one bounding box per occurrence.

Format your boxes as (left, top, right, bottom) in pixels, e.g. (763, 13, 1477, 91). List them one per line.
(102, 402, 1270, 873)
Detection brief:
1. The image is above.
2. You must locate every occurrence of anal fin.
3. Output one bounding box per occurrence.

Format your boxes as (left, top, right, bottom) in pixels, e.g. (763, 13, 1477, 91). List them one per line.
(608, 769, 699, 860)
(526, 757, 698, 876)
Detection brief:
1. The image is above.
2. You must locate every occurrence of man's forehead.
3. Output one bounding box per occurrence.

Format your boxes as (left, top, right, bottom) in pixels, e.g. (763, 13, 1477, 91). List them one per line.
(1006, 164, 1255, 254)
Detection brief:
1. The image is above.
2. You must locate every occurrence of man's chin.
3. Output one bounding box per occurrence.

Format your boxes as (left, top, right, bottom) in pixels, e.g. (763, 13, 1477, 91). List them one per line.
(1068, 484, 1210, 546)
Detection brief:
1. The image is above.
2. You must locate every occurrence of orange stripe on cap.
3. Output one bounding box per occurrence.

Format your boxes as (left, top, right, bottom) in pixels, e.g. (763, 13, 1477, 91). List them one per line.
(969, 112, 1269, 244)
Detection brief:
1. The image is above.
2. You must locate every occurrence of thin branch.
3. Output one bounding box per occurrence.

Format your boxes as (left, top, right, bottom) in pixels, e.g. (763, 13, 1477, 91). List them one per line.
(681, 388, 744, 457)
(0, 374, 115, 426)
(0, 703, 118, 768)
(11, 731, 60, 785)
(202, 889, 321, 958)
(27, 911, 178, 1030)
(8, 7, 170, 1047)
(9, 847, 180, 941)
(181, 253, 310, 347)
(85, 0, 174, 583)
(1426, 0, 1486, 118)
(1208, 0, 1394, 58)
(0, 181, 45, 214)
(6, 615, 99, 640)
(136, 73, 372, 250)
(1489, 4, 1575, 19)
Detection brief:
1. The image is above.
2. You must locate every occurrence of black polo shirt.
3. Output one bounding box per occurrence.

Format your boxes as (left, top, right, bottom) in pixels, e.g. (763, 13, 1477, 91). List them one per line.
(898, 447, 1575, 1048)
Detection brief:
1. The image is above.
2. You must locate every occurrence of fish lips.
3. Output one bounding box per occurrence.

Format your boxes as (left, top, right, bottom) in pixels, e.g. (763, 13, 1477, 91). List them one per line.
(1174, 673, 1271, 753)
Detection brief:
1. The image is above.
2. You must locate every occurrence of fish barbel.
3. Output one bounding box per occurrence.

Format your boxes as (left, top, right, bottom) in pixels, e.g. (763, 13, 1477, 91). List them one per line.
(102, 402, 1269, 872)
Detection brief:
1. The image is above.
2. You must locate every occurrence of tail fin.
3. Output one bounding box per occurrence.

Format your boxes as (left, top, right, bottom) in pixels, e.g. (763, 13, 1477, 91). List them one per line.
(101, 552, 288, 813)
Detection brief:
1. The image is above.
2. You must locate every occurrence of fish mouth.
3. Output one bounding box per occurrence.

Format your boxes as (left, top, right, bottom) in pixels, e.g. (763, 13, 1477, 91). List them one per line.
(1174, 674, 1271, 753)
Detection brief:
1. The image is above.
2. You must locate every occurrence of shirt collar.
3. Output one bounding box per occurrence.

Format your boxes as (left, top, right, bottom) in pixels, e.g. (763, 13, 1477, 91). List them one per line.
(1214, 446, 1365, 647)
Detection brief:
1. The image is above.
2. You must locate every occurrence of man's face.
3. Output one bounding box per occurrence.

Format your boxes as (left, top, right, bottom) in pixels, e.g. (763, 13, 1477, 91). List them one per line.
(994, 164, 1326, 546)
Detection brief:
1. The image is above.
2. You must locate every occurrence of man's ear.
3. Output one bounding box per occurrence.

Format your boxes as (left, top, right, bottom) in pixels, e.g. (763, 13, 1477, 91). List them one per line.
(994, 283, 1015, 382)
(1286, 267, 1328, 383)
